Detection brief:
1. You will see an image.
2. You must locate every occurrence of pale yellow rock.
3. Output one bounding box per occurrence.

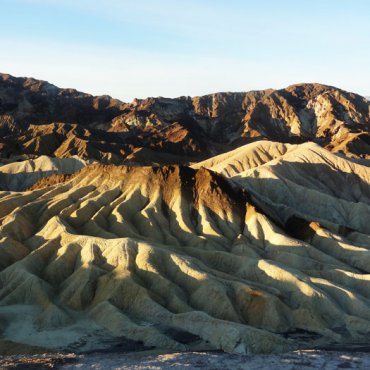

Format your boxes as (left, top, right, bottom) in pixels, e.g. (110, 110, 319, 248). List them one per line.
(1, 144, 370, 353)
(0, 155, 89, 191)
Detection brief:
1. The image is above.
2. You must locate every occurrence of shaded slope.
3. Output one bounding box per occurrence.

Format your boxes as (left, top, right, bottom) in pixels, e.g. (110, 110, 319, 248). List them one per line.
(1, 73, 370, 355)
(1, 73, 369, 163)
(198, 141, 370, 287)
(0, 120, 194, 165)
(0, 155, 89, 191)
(105, 83, 370, 158)
(1, 162, 370, 353)
(205, 141, 370, 232)
(193, 141, 297, 176)
(0, 73, 125, 127)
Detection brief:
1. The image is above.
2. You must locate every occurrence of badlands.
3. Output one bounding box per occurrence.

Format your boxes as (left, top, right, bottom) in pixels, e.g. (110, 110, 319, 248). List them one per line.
(0, 73, 370, 357)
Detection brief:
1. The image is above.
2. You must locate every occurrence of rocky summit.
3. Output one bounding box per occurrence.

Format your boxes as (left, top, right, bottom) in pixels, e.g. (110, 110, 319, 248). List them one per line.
(0, 73, 370, 355)
(1, 73, 369, 165)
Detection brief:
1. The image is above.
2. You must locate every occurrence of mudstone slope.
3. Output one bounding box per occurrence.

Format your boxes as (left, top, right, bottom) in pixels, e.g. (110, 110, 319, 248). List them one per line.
(0, 73, 370, 354)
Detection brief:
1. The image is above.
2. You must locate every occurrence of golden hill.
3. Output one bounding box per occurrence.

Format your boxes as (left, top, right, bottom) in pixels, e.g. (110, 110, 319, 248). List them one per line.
(1, 142, 370, 353)
(1, 74, 370, 355)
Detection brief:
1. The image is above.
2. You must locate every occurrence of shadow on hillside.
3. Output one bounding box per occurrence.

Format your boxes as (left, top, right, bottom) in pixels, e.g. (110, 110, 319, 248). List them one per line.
(2, 162, 370, 354)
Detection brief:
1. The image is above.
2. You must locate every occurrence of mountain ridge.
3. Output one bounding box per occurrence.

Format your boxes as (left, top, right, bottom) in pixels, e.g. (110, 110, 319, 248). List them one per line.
(1, 73, 369, 164)
(1, 73, 370, 355)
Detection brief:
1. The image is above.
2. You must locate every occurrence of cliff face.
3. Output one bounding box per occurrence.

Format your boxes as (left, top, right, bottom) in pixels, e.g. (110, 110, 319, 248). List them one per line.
(1, 73, 369, 163)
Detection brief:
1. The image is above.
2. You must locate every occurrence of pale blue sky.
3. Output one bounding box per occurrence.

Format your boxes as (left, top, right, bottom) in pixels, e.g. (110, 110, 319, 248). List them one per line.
(0, 0, 369, 101)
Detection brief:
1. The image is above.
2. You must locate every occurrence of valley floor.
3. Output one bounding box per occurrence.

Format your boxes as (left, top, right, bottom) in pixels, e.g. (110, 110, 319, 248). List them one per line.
(1, 350, 370, 369)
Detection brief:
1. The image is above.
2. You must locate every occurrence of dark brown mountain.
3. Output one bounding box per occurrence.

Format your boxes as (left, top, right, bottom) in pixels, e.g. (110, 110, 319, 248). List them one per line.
(0, 73, 369, 163)
(2, 73, 370, 355)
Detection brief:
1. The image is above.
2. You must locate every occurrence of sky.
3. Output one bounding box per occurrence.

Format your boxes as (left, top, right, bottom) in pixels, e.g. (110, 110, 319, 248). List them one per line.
(0, 0, 369, 101)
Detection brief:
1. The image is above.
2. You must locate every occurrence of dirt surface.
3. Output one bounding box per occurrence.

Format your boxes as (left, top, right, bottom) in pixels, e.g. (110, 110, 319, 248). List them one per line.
(1, 350, 370, 369)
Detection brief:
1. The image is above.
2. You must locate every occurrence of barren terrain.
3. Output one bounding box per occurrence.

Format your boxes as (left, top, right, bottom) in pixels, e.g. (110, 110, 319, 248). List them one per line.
(0, 74, 370, 363)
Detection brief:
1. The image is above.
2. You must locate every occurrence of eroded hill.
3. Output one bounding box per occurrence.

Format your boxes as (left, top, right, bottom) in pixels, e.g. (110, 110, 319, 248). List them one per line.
(1, 73, 369, 163)
(1, 142, 370, 353)
(1, 74, 370, 355)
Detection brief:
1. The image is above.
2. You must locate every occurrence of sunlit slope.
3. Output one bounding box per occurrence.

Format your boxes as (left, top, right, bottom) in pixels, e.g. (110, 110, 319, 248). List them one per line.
(0, 155, 89, 191)
(2, 73, 370, 162)
(198, 141, 370, 231)
(1, 162, 370, 353)
(193, 141, 297, 176)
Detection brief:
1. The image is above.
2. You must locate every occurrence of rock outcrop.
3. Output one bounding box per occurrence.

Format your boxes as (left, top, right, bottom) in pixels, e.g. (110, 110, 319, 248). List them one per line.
(1, 74, 369, 162)
(1, 73, 370, 355)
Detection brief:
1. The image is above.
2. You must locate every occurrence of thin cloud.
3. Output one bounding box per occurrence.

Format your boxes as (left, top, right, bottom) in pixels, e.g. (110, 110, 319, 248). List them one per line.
(1, 0, 369, 98)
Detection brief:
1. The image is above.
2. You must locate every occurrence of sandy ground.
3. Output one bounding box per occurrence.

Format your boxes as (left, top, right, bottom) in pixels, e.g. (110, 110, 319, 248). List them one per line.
(1, 350, 370, 369)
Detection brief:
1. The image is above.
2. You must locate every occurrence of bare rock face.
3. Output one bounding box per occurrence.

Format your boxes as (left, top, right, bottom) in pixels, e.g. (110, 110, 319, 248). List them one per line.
(0, 73, 125, 127)
(1, 73, 370, 355)
(0, 73, 369, 163)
